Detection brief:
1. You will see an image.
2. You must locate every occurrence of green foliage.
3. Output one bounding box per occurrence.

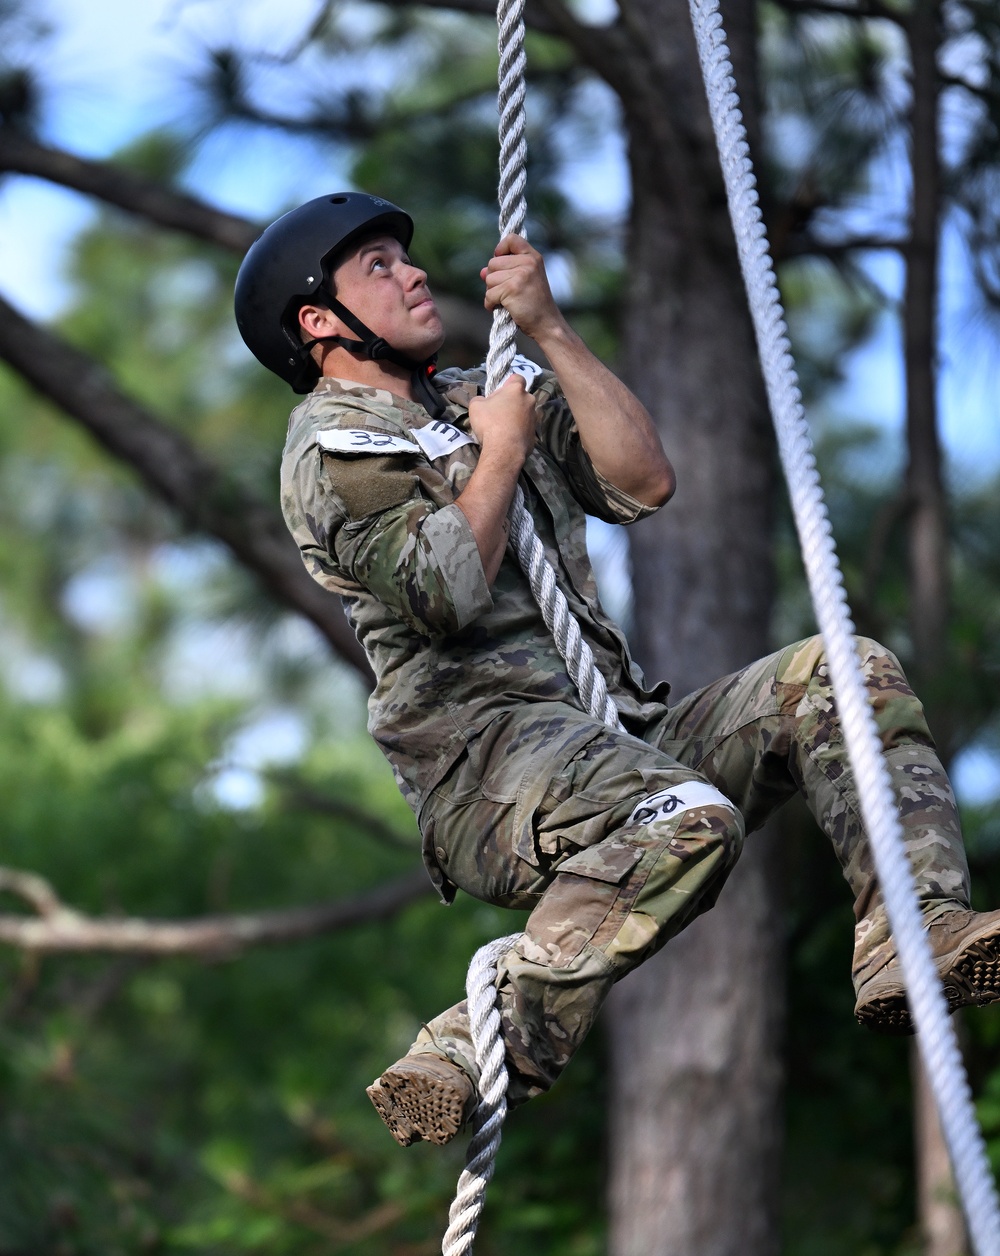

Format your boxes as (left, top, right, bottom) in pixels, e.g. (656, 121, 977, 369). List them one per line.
(0, 694, 605, 1253)
(0, 98, 609, 1248)
(0, 0, 998, 1249)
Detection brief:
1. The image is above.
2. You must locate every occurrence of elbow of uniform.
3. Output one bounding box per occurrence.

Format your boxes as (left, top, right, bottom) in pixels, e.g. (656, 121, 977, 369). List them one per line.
(405, 582, 494, 640)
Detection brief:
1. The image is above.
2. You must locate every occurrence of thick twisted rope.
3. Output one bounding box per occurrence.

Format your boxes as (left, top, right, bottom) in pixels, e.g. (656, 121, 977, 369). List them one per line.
(441, 933, 522, 1256)
(444, 0, 623, 1249)
(687, 0, 1000, 1251)
(506, 495, 622, 727)
(485, 0, 527, 395)
(448, 0, 1000, 1250)
(485, 0, 622, 732)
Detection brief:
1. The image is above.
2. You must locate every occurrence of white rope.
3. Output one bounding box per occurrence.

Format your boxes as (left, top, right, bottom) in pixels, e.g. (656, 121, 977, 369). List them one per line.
(506, 492, 623, 728)
(444, 0, 624, 1247)
(484, 0, 622, 731)
(449, 0, 1000, 1250)
(484, 0, 526, 396)
(686, 1, 1000, 1251)
(441, 933, 522, 1256)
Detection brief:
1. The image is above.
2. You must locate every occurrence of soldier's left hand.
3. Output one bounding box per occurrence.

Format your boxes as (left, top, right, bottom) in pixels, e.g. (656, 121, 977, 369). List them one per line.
(481, 235, 565, 341)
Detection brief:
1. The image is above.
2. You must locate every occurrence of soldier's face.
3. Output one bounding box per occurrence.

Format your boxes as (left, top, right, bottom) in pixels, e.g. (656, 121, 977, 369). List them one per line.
(330, 234, 445, 357)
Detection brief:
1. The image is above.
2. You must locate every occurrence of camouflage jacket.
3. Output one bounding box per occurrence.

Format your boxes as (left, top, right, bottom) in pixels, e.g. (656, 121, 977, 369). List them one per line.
(279, 366, 670, 819)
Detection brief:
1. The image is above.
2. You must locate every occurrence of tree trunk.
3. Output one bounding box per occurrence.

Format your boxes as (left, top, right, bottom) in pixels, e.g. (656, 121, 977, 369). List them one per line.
(914, 1039, 969, 1256)
(606, 0, 783, 1251)
(904, 0, 949, 717)
(903, 4, 966, 1251)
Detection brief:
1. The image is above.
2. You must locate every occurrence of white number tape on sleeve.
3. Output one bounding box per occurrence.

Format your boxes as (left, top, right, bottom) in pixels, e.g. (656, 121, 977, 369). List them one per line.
(317, 429, 420, 455)
(510, 354, 544, 391)
(412, 420, 478, 461)
(627, 781, 734, 828)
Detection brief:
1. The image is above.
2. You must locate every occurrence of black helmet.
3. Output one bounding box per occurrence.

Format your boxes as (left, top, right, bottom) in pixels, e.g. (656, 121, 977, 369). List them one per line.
(234, 191, 415, 394)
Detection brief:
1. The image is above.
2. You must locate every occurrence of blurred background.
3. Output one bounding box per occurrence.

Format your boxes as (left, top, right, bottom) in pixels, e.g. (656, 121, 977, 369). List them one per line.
(0, 0, 997, 1252)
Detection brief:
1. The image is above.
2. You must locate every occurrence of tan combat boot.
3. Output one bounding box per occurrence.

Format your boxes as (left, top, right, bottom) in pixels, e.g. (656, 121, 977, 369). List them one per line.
(367, 1054, 477, 1147)
(855, 907, 1000, 1035)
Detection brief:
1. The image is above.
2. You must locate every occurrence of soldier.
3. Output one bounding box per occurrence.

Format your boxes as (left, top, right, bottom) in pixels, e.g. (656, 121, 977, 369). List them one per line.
(235, 191, 1000, 1148)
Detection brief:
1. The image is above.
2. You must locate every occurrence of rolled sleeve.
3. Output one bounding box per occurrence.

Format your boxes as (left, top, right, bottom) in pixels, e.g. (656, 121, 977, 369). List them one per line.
(586, 464, 662, 525)
(343, 498, 493, 636)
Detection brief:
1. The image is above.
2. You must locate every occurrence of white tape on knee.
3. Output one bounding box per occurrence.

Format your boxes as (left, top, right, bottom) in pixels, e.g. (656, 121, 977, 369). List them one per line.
(627, 781, 734, 828)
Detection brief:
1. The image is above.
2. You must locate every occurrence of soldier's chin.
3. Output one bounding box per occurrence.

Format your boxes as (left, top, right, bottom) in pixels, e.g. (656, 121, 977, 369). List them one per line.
(415, 324, 446, 358)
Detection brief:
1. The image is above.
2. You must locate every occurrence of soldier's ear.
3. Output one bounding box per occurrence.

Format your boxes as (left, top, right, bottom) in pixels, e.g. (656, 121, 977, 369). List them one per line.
(298, 303, 340, 339)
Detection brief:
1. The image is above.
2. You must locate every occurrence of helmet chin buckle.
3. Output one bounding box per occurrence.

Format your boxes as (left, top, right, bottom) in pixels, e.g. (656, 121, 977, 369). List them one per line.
(300, 325, 446, 421)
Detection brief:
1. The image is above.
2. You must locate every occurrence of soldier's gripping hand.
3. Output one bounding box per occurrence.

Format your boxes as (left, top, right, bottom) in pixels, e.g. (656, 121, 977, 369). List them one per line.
(459, 376, 537, 582)
(468, 375, 537, 467)
(481, 235, 567, 343)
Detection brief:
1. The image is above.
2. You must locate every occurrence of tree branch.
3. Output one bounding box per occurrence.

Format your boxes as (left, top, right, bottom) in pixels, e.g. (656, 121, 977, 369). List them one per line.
(268, 770, 417, 853)
(0, 866, 432, 955)
(781, 231, 907, 259)
(399, 0, 562, 37)
(377, 0, 635, 90)
(212, 59, 577, 143)
(769, 0, 907, 26)
(938, 71, 997, 105)
(0, 130, 509, 353)
(219, 1170, 406, 1246)
(531, 0, 638, 89)
(0, 126, 259, 253)
(0, 292, 372, 681)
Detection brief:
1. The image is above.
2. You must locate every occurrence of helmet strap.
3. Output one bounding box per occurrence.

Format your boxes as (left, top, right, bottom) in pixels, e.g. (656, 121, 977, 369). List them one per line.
(411, 362, 447, 420)
(300, 292, 447, 420)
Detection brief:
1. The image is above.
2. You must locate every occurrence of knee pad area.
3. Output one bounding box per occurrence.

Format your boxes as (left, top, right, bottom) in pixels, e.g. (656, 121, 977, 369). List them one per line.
(522, 783, 743, 973)
(626, 785, 745, 894)
(626, 780, 741, 833)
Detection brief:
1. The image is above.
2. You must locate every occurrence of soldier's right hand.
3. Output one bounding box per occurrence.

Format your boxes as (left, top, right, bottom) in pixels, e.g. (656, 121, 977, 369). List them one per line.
(468, 376, 537, 464)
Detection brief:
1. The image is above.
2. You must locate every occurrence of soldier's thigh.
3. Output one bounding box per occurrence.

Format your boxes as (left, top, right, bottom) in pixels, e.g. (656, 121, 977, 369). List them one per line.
(646, 639, 822, 827)
(530, 725, 718, 866)
(422, 704, 610, 909)
(425, 708, 714, 909)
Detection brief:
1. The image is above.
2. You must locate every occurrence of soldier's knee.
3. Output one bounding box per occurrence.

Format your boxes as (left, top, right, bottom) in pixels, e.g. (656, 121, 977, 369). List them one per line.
(776, 634, 827, 686)
(854, 637, 934, 747)
(629, 786, 745, 913)
(627, 782, 743, 866)
(782, 634, 931, 749)
(522, 781, 743, 973)
(781, 633, 909, 693)
(627, 781, 742, 831)
(798, 632, 909, 688)
(854, 635, 905, 679)
(597, 784, 744, 970)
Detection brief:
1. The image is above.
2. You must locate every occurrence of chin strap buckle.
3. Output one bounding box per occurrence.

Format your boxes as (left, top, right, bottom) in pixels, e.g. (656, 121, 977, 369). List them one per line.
(412, 361, 446, 420)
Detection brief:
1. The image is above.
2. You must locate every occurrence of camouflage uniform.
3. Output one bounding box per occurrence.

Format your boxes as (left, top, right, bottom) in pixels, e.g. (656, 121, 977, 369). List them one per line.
(280, 367, 970, 1103)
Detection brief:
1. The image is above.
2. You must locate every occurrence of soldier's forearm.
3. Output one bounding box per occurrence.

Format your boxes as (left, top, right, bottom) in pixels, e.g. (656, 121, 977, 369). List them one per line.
(455, 442, 525, 584)
(533, 322, 675, 508)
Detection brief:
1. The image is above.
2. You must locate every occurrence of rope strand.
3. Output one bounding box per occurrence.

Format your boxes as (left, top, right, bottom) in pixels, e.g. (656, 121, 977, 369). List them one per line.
(446, 1, 1000, 1252)
(687, 0, 1000, 1250)
(445, 0, 624, 1248)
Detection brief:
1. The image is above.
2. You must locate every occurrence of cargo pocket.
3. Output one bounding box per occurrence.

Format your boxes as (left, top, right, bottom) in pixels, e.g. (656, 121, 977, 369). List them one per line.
(524, 838, 643, 968)
(510, 723, 618, 866)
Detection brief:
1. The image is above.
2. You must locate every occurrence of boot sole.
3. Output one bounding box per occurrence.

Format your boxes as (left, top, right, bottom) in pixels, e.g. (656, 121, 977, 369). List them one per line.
(367, 1059, 474, 1148)
(856, 927, 1000, 1035)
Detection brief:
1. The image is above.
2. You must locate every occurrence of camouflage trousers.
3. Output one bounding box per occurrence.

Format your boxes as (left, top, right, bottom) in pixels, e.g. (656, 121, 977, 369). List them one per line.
(412, 636, 970, 1103)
